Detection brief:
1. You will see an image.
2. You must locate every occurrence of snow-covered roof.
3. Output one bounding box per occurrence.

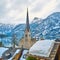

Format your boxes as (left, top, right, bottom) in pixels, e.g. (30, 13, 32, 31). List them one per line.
(8, 49, 20, 60)
(0, 47, 8, 58)
(9, 49, 28, 60)
(0, 47, 28, 60)
(29, 40, 55, 57)
(20, 50, 28, 60)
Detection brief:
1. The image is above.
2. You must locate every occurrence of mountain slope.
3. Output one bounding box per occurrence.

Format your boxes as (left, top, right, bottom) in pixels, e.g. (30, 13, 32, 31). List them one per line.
(31, 12, 60, 39)
(0, 12, 60, 47)
(13, 12, 60, 40)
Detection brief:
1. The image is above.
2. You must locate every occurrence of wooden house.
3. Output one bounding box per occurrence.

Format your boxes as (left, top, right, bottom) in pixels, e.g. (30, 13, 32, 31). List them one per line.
(27, 40, 60, 60)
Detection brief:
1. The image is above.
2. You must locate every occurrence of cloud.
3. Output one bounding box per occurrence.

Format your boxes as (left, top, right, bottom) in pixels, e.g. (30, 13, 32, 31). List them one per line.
(31, 0, 50, 13)
(54, 0, 60, 11)
(30, 0, 58, 18)
(39, 0, 57, 18)
(0, 0, 60, 24)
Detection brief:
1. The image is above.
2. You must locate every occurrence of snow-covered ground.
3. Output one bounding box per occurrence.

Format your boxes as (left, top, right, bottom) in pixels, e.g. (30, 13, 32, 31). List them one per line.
(29, 40, 55, 57)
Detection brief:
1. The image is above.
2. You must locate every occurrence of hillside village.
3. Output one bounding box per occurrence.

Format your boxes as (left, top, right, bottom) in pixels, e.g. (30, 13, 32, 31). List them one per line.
(0, 9, 60, 60)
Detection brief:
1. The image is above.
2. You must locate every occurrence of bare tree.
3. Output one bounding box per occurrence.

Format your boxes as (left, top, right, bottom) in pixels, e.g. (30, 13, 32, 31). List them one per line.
(12, 34, 18, 48)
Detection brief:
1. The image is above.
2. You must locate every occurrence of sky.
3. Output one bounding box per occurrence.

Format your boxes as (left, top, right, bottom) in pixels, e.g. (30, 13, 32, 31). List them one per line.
(0, 0, 60, 24)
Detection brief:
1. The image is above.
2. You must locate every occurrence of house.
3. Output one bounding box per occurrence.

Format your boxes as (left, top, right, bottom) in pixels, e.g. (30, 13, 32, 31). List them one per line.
(28, 40, 60, 60)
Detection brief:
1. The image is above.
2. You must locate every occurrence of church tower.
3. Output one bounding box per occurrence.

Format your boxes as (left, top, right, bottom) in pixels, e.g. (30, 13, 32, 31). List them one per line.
(19, 8, 36, 49)
(24, 8, 31, 49)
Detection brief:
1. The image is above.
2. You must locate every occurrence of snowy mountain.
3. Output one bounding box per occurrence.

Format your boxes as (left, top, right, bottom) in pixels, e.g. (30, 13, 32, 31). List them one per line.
(0, 12, 60, 46)
(13, 24, 25, 40)
(0, 23, 15, 46)
(40, 12, 60, 39)
(31, 12, 60, 39)
(13, 12, 60, 40)
(0, 23, 15, 35)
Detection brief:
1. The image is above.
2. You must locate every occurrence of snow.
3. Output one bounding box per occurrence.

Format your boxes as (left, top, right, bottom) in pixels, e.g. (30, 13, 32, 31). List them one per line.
(29, 40, 55, 57)
(53, 26, 60, 29)
(0, 40, 55, 59)
(42, 30, 47, 35)
(0, 47, 20, 60)
(8, 49, 20, 60)
(32, 18, 39, 23)
(20, 50, 28, 60)
(0, 47, 28, 60)
(0, 47, 8, 58)
(9, 49, 28, 60)
(9, 50, 28, 60)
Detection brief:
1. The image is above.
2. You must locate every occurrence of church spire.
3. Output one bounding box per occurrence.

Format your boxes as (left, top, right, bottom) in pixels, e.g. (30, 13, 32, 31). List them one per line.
(26, 8, 30, 32)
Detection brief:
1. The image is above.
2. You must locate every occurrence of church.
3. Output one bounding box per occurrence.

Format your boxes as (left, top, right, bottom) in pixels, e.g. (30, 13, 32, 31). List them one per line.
(18, 8, 36, 49)
(18, 9, 60, 60)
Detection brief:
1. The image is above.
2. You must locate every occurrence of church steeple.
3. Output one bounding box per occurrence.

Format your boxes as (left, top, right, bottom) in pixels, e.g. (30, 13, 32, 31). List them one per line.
(19, 8, 36, 49)
(26, 8, 30, 32)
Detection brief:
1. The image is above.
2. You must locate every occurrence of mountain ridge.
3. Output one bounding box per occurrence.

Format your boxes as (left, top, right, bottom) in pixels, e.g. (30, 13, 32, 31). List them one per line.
(0, 12, 60, 46)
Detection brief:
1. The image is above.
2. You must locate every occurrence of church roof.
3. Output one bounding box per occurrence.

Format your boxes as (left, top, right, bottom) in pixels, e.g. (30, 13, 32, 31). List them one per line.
(26, 8, 30, 32)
